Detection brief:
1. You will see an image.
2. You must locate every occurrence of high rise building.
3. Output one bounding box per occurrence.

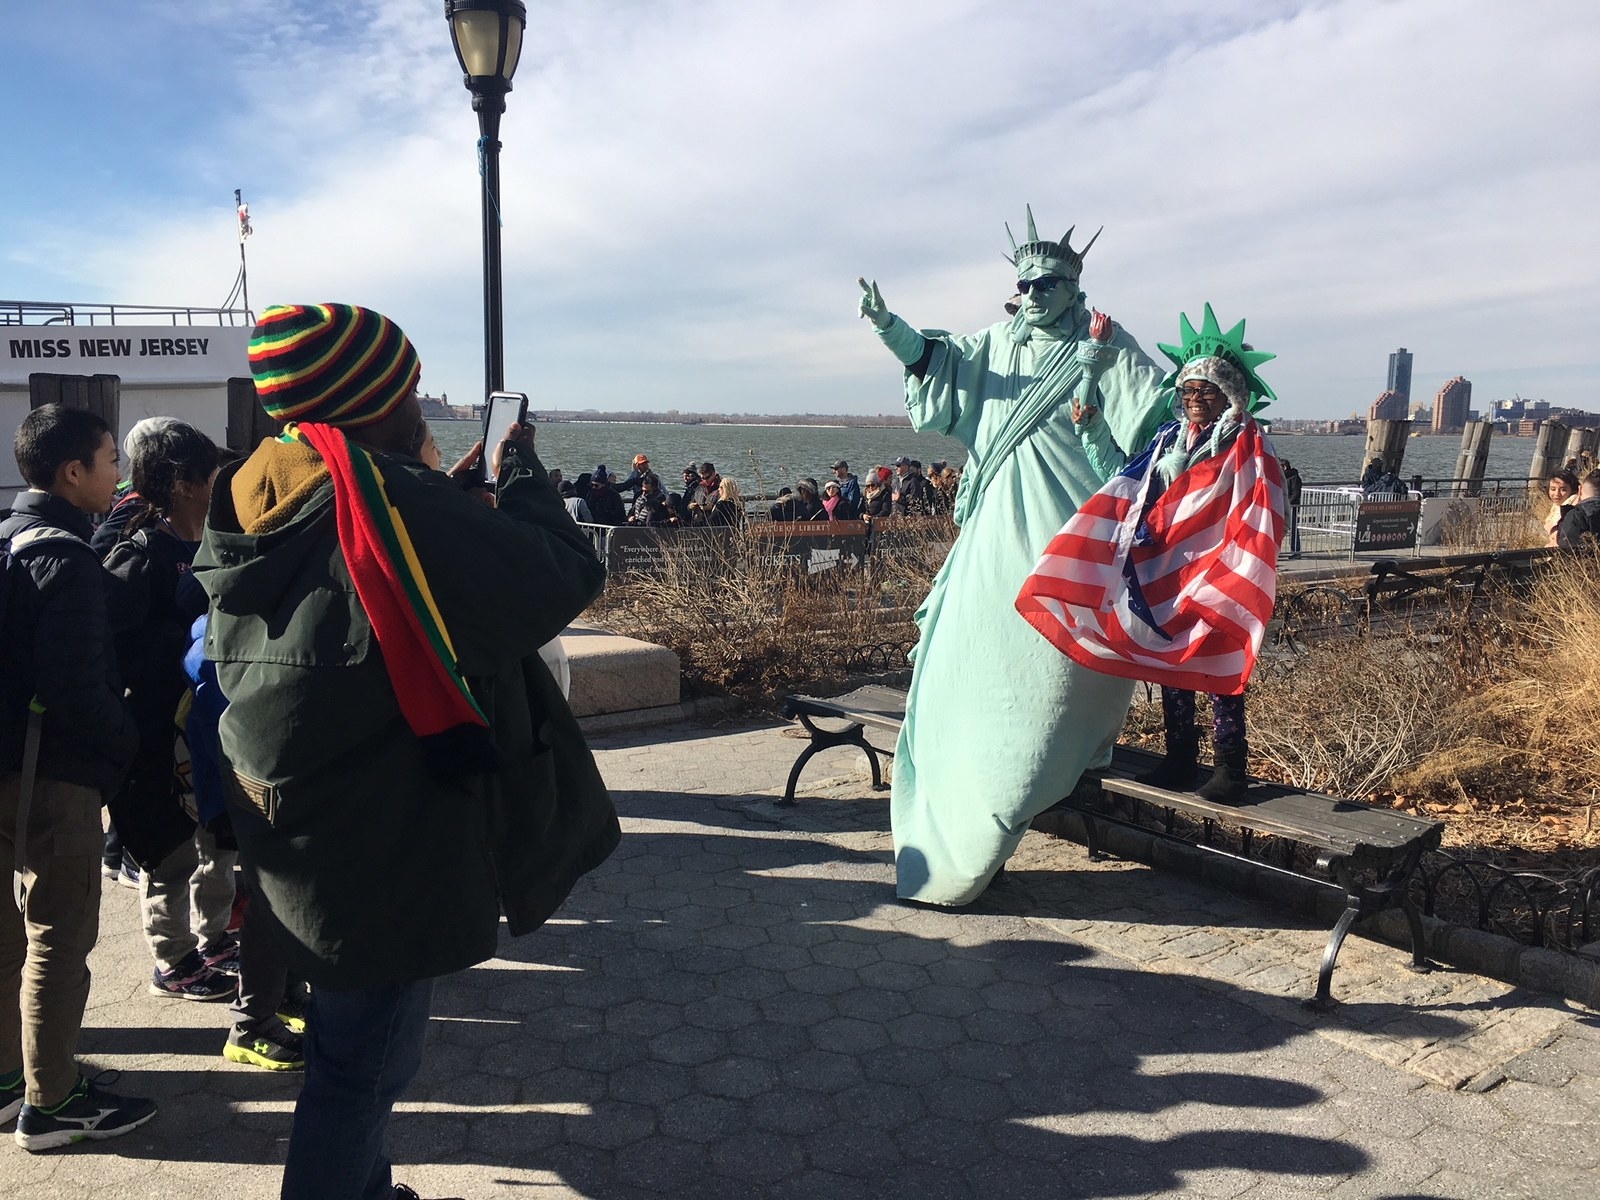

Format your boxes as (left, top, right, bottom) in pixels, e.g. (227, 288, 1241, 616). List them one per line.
(1387, 348, 1413, 403)
(1432, 377, 1472, 434)
(1368, 390, 1408, 421)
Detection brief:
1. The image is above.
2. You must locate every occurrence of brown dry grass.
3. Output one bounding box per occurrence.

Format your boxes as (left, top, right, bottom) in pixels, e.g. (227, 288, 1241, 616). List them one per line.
(1223, 555, 1600, 862)
(1434, 489, 1549, 553)
(1383, 550, 1600, 857)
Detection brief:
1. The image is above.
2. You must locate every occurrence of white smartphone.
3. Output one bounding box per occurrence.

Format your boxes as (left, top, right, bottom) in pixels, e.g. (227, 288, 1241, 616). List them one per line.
(481, 391, 529, 483)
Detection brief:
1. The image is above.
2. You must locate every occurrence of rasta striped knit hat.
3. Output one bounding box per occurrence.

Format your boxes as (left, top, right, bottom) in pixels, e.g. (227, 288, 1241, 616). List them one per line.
(249, 303, 421, 428)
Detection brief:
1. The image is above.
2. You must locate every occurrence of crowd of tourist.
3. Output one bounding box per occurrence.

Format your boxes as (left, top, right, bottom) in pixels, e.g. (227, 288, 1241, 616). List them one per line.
(1, 302, 617, 1200)
(543, 451, 965, 528)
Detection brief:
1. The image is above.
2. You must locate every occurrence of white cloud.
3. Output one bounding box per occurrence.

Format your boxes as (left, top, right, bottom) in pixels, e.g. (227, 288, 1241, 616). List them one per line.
(4, 0, 1597, 417)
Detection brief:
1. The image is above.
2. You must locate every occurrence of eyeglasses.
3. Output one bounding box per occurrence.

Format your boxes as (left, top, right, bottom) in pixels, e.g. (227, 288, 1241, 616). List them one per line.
(1015, 276, 1066, 295)
(1180, 383, 1225, 401)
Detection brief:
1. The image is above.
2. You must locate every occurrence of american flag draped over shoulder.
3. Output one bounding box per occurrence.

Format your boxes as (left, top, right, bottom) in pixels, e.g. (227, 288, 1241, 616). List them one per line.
(1015, 417, 1286, 696)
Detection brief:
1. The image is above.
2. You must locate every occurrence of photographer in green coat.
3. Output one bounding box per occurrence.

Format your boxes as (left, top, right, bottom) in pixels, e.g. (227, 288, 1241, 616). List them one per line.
(195, 303, 618, 1200)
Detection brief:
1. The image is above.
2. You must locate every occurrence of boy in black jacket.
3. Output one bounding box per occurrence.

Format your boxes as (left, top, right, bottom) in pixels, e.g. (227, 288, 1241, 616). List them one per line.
(0, 403, 156, 1151)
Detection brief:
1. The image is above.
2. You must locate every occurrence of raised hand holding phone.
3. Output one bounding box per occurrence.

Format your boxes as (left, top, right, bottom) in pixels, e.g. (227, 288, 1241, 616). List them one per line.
(481, 391, 529, 483)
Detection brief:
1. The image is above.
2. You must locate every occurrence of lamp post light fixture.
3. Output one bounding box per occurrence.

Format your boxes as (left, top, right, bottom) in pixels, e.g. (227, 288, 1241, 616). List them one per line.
(445, 0, 526, 400)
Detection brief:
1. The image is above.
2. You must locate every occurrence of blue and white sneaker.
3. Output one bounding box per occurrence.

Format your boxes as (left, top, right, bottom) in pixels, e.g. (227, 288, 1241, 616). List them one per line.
(14, 1073, 156, 1152)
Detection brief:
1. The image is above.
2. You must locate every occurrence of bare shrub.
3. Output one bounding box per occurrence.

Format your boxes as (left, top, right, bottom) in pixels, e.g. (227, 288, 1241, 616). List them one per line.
(1246, 631, 1465, 800)
(588, 520, 952, 702)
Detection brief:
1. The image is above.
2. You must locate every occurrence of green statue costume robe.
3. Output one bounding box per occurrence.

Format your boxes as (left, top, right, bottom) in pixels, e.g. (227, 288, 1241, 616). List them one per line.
(891, 305, 1169, 904)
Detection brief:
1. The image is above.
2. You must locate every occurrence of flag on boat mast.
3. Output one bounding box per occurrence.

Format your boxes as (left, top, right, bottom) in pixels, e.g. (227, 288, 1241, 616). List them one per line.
(236, 188, 253, 242)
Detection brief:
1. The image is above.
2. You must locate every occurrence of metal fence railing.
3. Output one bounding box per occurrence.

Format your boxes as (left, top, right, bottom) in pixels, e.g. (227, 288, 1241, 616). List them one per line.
(1294, 487, 1365, 557)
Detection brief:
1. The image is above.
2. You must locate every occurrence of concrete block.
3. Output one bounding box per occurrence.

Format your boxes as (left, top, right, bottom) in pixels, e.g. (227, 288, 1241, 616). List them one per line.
(562, 622, 680, 718)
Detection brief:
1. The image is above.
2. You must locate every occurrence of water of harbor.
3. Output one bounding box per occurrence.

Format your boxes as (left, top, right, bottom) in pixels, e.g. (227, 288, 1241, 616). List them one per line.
(430, 420, 1546, 500)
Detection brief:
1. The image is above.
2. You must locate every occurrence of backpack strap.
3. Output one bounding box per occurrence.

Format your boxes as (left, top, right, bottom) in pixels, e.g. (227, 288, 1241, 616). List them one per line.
(4, 525, 80, 556)
(12, 700, 44, 913)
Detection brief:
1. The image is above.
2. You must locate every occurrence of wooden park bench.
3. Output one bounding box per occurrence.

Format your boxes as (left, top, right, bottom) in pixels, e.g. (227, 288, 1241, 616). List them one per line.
(779, 684, 904, 806)
(1273, 547, 1552, 649)
(780, 685, 1444, 1008)
(1365, 547, 1549, 609)
(1090, 744, 1443, 1009)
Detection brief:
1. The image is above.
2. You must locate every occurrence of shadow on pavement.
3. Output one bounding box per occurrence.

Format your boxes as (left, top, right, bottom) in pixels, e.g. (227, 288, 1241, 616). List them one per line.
(83, 792, 1460, 1196)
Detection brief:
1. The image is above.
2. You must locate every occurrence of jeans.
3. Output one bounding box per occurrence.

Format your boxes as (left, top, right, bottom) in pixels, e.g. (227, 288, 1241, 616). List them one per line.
(280, 977, 435, 1200)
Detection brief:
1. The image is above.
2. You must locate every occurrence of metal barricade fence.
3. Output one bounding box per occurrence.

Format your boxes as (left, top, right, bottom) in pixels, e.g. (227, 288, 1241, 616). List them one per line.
(575, 521, 612, 561)
(1294, 487, 1361, 556)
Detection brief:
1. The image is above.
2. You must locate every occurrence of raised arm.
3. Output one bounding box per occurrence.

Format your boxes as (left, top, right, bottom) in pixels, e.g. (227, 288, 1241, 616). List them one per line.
(858, 277, 932, 376)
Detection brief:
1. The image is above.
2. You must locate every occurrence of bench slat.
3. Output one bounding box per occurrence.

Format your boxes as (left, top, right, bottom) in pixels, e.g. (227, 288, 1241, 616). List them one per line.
(1103, 746, 1441, 859)
(784, 685, 907, 734)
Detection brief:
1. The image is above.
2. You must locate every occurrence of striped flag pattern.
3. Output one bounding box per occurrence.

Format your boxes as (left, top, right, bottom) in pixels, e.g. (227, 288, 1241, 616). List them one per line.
(1015, 418, 1286, 696)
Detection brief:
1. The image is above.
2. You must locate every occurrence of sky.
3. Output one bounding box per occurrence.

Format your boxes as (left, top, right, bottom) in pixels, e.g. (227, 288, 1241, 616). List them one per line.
(2, 0, 1597, 419)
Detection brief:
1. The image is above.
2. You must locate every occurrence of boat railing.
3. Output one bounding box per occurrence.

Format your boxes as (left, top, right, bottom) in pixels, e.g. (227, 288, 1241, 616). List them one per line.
(0, 300, 255, 328)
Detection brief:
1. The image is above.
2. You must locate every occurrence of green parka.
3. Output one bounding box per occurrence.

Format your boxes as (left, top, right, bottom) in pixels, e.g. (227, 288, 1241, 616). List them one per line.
(194, 441, 618, 989)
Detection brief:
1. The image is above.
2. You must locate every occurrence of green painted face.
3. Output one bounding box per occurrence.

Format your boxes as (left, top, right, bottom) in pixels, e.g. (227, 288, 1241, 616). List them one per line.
(1016, 272, 1078, 327)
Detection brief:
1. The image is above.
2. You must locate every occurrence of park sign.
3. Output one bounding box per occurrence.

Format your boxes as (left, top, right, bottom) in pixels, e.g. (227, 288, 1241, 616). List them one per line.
(1355, 498, 1422, 551)
(0, 326, 252, 386)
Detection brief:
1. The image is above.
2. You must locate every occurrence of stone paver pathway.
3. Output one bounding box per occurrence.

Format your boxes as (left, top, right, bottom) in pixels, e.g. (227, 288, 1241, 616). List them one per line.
(3, 717, 1597, 1198)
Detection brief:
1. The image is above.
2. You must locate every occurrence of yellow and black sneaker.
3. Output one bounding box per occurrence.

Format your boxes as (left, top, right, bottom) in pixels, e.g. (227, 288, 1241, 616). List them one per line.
(276, 993, 309, 1035)
(223, 1022, 305, 1072)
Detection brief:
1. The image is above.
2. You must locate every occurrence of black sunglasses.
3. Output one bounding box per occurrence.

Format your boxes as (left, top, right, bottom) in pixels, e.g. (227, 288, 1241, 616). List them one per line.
(1015, 276, 1067, 295)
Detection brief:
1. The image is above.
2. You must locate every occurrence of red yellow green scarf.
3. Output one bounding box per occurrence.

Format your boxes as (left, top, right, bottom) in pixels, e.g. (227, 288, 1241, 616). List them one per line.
(293, 422, 487, 739)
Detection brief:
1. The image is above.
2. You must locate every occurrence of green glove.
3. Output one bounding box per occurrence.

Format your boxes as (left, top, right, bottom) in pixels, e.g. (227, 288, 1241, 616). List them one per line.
(858, 277, 926, 366)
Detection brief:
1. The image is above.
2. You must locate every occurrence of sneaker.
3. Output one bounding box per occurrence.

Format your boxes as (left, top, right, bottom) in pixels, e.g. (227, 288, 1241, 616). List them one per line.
(116, 858, 141, 890)
(201, 935, 240, 977)
(14, 1073, 157, 1152)
(99, 861, 120, 883)
(277, 994, 309, 1035)
(223, 1023, 304, 1072)
(0, 1071, 23, 1125)
(149, 952, 236, 1002)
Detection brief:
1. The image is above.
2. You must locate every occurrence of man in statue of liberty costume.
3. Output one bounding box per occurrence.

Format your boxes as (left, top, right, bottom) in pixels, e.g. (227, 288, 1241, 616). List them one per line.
(858, 209, 1170, 906)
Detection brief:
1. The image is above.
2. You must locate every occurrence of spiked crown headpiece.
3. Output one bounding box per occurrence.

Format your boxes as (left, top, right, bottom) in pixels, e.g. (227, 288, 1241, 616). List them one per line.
(1156, 303, 1276, 414)
(1003, 204, 1101, 279)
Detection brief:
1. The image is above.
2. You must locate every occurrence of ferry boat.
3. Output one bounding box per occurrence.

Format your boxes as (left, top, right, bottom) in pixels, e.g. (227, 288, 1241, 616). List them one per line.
(1, 301, 254, 504)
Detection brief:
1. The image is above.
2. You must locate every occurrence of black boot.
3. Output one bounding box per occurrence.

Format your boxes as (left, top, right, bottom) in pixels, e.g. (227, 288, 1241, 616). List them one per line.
(1197, 741, 1249, 803)
(1136, 733, 1199, 791)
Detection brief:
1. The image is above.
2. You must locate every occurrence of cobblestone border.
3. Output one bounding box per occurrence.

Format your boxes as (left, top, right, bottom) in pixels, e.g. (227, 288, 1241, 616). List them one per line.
(1031, 809, 1600, 1011)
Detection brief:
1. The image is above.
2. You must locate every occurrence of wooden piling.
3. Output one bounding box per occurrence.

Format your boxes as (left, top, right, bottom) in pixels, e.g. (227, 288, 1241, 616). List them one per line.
(1363, 419, 1412, 477)
(1530, 420, 1569, 483)
(1453, 420, 1493, 497)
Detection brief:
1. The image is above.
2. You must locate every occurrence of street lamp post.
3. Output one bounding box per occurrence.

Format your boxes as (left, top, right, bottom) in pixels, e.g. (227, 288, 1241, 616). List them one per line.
(445, 0, 527, 400)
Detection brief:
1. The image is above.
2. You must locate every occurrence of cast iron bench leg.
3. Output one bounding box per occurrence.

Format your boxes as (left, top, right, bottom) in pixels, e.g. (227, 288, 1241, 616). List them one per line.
(1401, 891, 1434, 974)
(1306, 868, 1363, 1012)
(1080, 810, 1106, 861)
(1308, 899, 1360, 1011)
(779, 714, 880, 807)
